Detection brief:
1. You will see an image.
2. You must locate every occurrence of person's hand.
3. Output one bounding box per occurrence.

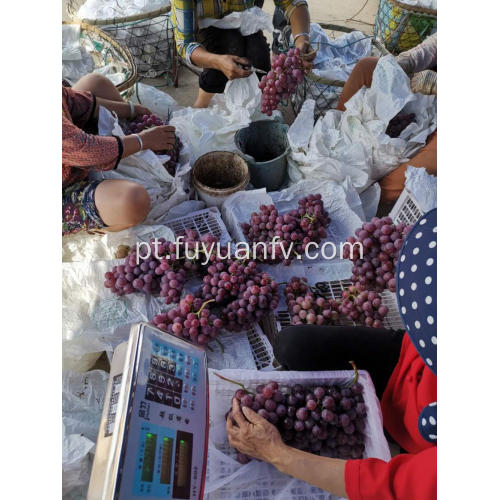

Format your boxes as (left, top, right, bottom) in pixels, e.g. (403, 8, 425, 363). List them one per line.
(295, 36, 315, 73)
(410, 70, 437, 95)
(133, 103, 152, 118)
(226, 397, 287, 463)
(216, 55, 253, 80)
(139, 125, 176, 151)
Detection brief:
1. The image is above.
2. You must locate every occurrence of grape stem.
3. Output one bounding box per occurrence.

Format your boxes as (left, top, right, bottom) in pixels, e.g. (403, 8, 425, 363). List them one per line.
(213, 373, 254, 395)
(215, 338, 225, 354)
(348, 360, 359, 386)
(196, 299, 215, 317)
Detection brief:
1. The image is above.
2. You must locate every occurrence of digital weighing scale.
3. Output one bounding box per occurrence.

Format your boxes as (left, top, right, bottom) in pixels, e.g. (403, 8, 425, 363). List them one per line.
(88, 323, 209, 500)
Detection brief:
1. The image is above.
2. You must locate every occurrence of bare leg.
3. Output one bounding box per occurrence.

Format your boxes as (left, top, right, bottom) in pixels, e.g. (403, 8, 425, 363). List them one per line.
(73, 73, 125, 102)
(193, 88, 215, 108)
(94, 179, 151, 232)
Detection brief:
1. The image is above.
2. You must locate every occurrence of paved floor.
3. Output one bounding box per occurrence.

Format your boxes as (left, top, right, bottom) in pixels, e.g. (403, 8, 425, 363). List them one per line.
(62, 0, 379, 107)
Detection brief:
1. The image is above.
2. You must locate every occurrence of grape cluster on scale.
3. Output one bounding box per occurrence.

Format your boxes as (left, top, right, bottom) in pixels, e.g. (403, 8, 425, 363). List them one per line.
(259, 48, 305, 115)
(226, 379, 367, 463)
(241, 194, 330, 265)
(124, 113, 183, 176)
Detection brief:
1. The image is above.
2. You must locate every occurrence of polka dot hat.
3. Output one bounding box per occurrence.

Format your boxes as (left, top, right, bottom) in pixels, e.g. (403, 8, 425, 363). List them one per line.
(396, 208, 437, 443)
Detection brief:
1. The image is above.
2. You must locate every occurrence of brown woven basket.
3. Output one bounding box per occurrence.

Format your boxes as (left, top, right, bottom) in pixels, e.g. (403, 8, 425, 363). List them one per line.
(63, 21, 138, 94)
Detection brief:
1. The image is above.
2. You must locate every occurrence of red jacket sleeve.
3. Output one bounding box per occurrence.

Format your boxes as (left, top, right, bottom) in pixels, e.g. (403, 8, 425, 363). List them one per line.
(62, 115, 122, 171)
(345, 446, 436, 500)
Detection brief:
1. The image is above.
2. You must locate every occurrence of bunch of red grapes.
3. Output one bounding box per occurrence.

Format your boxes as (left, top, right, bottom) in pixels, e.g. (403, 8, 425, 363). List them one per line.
(227, 380, 367, 463)
(285, 277, 340, 326)
(124, 113, 182, 176)
(241, 194, 330, 265)
(104, 231, 211, 303)
(104, 231, 281, 341)
(343, 216, 411, 293)
(386, 112, 416, 138)
(339, 285, 388, 328)
(198, 251, 279, 332)
(259, 48, 304, 116)
(152, 294, 223, 346)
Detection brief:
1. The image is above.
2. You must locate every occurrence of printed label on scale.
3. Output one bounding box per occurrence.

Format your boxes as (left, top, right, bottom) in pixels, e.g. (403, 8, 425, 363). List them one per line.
(105, 374, 123, 437)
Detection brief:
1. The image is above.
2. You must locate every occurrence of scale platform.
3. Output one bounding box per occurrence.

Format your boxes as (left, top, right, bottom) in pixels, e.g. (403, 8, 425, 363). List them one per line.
(87, 323, 209, 500)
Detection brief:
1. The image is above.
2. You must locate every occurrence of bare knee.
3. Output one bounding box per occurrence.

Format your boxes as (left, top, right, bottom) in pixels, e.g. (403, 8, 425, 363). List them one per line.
(119, 183, 151, 226)
(73, 73, 110, 92)
(73, 73, 123, 101)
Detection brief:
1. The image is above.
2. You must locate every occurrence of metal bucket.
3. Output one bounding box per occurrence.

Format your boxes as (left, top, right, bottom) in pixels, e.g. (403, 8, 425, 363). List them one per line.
(235, 120, 289, 191)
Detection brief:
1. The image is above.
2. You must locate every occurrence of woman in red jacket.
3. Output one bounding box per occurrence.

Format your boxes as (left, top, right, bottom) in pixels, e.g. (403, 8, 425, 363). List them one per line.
(227, 209, 437, 499)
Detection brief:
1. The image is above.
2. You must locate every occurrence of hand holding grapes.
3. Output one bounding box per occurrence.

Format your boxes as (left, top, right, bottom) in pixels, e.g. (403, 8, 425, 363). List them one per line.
(139, 125, 176, 151)
(216, 55, 253, 80)
(132, 104, 152, 118)
(226, 397, 287, 463)
(295, 36, 315, 73)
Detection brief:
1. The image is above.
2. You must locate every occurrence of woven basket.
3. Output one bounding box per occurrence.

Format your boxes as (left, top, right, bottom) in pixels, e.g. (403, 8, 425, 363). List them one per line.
(66, 2, 177, 81)
(281, 23, 389, 118)
(63, 21, 138, 96)
(374, 0, 437, 54)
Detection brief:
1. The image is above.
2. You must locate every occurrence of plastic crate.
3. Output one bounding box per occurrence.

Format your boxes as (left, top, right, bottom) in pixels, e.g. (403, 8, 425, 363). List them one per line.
(262, 279, 404, 345)
(205, 369, 390, 499)
(246, 323, 276, 371)
(165, 208, 232, 245)
(389, 187, 425, 226)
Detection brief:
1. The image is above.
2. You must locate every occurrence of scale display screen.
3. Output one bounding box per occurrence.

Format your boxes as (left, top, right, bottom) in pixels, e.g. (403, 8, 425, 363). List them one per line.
(113, 326, 207, 500)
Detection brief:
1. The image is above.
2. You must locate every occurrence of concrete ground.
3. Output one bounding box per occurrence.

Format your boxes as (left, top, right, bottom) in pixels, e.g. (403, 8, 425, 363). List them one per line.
(62, 0, 379, 107)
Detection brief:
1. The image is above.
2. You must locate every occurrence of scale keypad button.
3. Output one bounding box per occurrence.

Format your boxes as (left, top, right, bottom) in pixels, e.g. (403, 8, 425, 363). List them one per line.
(146, 385, 155, 401)
(155, 389, 164, 403)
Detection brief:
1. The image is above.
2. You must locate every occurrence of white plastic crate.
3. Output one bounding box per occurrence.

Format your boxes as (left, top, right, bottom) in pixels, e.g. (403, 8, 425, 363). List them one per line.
(205, 368, 391, 499)
(246, 323, 276, 371)
(165, 207, 232, 245)
(262, 279, 404, 345)
(389, 187, 425, 226)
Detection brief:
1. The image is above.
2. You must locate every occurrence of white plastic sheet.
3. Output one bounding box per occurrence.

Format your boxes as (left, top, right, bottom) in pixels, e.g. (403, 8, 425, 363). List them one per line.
(288, 56, 437, 192)
(77, 0, 170, 20)
(399, 0, 437, 9)
(62, 370, 109, 499)
(62, 259, 165, 372)
(91, 106, 191, 224)
(221, 179, 363, 280)
(206, 330, 257, 371)
(199, 6, 273, 36)
(62, 223, 175, 263)
(206, 369, 390, 500)
(62, 24, 95, 84)
(170, 73, 280, 164)
(130, 82, 181, 121)
(308, 25, 372, 82)
(404, 165, 437, 213)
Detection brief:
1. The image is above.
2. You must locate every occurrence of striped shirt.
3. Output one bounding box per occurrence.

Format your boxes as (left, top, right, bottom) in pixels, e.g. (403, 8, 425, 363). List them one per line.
(171, 0, 307, 63)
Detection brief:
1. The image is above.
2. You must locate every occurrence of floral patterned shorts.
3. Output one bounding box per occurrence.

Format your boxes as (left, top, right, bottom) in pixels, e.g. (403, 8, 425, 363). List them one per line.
(62, 180, 107, 236)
